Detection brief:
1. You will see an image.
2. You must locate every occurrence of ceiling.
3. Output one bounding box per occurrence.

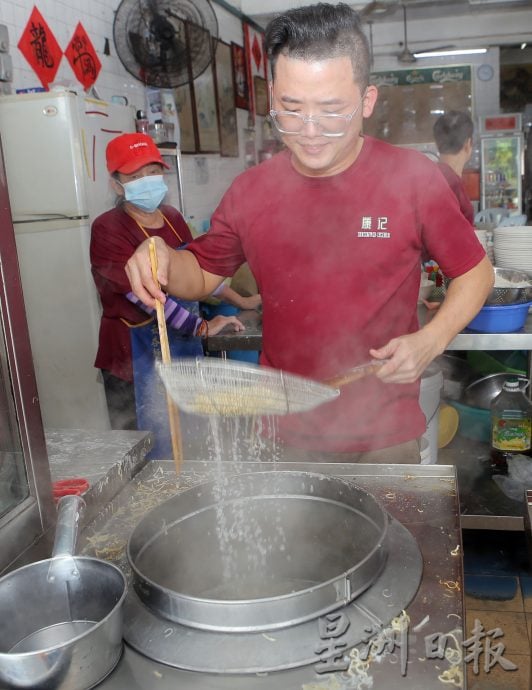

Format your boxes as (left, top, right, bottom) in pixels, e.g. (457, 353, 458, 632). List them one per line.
(236, 0, 532, 31)
(224, 0, 532, 66)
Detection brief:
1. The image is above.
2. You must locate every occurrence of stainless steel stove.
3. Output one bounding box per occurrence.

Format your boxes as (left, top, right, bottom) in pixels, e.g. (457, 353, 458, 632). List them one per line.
(81, 460, 464, 690)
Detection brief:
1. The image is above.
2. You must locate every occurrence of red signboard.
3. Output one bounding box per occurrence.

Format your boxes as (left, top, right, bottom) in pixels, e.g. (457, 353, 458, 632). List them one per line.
(17, 6, 62, 89)
(484, 115, 519, 131)
(65, 23, 101, 90)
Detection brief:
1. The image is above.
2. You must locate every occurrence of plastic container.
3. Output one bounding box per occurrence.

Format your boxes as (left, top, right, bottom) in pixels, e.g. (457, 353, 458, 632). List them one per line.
(419, 437, 431, 464)
(438, 404, 459, 448)
(435, 353, 475, 401)
(490, 379, 532, 472)
(419, 365, 443, 464)
(135, 109, 149, 135)
(467, 350, 526, 377)
(466, 303, 532, 333)
(418, 405, 458, 464)
(448, 400, 491, 442)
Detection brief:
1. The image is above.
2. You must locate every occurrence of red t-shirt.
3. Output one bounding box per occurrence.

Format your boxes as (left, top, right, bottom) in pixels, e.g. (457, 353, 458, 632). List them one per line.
(187, 137, 486, 452)
(437, 161, 475, 224)
(90, 205, 191, 381)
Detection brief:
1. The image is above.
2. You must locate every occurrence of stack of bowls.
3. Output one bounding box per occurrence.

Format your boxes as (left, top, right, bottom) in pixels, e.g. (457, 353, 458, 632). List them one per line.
(493, 226, 532, 275)
(474, 229, 488, 253)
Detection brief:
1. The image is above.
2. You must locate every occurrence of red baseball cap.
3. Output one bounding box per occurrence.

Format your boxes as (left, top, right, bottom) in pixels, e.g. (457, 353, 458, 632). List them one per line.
(106, 133, 170, 174)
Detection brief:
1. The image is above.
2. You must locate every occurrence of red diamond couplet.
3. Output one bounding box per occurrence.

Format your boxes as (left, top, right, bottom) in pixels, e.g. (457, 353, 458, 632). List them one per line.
(65, 22, 101, 90)
(251, 34, 263, 72)
(17, 6, 63, 89)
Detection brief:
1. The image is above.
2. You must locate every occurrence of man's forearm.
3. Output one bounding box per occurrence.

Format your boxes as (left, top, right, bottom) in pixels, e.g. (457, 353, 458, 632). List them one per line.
(166, 249, 224, 300)
(421, 256, 494, 351)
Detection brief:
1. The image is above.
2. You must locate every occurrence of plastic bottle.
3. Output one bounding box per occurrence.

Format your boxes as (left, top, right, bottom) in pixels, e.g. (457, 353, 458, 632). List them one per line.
(135, 109, 149, 135)
(490, 379, 532, 473)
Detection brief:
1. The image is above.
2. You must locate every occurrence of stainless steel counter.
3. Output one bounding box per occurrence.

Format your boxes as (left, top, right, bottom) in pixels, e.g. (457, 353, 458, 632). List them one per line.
(80, 460, 465, 690)
(46, 428, 152, 485)
(6, 429, 154, 571)
(441, 313, 532, 351)
(206, 307, 532, 353)
(439, 436, 527, 531)
(206, 308, 262, 352)
(46, 428, 152, 530)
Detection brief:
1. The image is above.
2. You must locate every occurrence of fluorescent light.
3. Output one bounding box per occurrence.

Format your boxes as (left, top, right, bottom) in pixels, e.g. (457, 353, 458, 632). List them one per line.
(413, 48, 487, 58)
(521, 42, 527, 49)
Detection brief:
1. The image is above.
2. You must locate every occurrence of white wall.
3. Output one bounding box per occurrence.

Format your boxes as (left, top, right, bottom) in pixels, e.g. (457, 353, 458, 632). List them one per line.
(0, 0, 251, 227)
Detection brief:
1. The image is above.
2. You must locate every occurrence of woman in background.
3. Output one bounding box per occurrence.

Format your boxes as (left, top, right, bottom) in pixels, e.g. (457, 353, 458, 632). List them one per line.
(90, 132, 244, 456)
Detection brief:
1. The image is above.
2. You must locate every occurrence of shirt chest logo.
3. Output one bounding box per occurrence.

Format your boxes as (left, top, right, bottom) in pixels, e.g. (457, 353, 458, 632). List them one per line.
(357, 216, 390, 239)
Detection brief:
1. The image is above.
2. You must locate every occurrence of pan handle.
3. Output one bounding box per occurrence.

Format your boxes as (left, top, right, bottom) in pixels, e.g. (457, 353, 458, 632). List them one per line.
(52, 494, 86, 558)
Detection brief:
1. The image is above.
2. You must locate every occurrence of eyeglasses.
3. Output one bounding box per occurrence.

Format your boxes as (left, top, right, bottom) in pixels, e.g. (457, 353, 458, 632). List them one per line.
(269, 89, 367, 138)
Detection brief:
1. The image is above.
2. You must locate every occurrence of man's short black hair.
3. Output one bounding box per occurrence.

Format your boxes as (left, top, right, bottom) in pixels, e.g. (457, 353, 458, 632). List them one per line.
(433, 111, 474, 154)
(265, 2, 370, 89)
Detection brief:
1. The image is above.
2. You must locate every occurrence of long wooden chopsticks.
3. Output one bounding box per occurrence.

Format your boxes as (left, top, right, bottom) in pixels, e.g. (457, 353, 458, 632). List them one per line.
(148, 238, 183, 473)
(324, 360, 386, 388)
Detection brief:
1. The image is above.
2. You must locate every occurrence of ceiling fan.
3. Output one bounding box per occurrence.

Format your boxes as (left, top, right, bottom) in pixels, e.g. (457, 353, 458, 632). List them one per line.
(361, 2, 456, 64)
(396, 4, 455, 63)
(359, 0, 400, 20)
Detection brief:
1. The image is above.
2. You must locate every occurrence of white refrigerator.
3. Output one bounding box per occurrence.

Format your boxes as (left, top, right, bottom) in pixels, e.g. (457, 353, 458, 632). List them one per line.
(0, 90, 135, 430)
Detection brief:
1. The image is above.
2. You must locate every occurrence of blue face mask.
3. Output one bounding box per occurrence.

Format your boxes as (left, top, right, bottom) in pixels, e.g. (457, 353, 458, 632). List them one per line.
(121, 175, 168, 212)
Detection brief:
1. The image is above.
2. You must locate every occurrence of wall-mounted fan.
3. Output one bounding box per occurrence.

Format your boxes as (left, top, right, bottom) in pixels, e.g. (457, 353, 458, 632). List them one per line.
(113, 0, 218, 88)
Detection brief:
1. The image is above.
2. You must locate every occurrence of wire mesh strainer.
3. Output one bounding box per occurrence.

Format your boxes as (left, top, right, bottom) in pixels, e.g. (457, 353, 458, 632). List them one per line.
(486, 267, 532, 305)
(443, 267, 532, 305)
(156, 358, 340, 417)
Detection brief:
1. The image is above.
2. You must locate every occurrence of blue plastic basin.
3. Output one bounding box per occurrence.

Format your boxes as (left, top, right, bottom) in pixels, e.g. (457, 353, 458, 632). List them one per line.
(466, 302, 532, 333)
(448, 400, 491, 443)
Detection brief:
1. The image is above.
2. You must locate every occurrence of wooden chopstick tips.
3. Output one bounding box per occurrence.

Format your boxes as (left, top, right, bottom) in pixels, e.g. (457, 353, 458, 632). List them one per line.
(148, 237, 183, 473)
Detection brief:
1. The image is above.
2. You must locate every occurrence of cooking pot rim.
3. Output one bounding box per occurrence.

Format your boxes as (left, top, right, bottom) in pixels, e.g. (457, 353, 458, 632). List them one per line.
(127, 469, 389, 631)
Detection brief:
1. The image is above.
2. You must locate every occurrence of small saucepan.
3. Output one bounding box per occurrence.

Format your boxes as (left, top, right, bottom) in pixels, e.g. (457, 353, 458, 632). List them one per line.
(0, 495, 127, 689)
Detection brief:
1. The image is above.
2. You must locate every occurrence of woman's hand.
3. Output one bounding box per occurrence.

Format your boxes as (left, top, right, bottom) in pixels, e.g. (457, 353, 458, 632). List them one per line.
(206, 315, 245, 336)
(422, 299, 442, 322)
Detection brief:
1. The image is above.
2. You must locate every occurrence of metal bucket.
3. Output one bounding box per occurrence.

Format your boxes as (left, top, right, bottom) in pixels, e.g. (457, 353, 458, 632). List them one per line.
(128, 471, 389, 632)
(0, 496, 127, 689)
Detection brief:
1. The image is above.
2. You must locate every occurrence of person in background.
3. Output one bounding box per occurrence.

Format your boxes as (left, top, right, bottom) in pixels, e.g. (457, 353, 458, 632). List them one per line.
(90, 133, 243, 455)
(433, 110, 475, 224)
(125, 3, 493, 463)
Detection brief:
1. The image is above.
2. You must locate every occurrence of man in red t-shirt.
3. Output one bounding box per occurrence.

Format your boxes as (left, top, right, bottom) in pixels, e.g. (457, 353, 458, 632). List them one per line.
(433, 110, 475, 224)
(125, 4, 493, 462)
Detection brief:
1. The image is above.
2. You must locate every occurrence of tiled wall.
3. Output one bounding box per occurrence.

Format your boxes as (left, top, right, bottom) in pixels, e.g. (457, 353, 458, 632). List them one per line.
(0, 0, 251, 225)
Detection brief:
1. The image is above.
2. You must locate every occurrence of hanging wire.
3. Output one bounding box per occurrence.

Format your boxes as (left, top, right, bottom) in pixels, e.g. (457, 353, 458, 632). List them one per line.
(368, 20, 374, 68)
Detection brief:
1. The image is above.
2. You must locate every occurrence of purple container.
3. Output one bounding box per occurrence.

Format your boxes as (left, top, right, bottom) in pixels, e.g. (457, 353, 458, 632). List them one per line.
(467, 302, 532, 333)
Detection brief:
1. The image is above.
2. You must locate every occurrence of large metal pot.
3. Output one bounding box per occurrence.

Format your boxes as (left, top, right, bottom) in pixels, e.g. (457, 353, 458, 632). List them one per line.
(128, 470, 389, 633)
(463, 373, 528, 410)
(0, 495, 127, 689)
